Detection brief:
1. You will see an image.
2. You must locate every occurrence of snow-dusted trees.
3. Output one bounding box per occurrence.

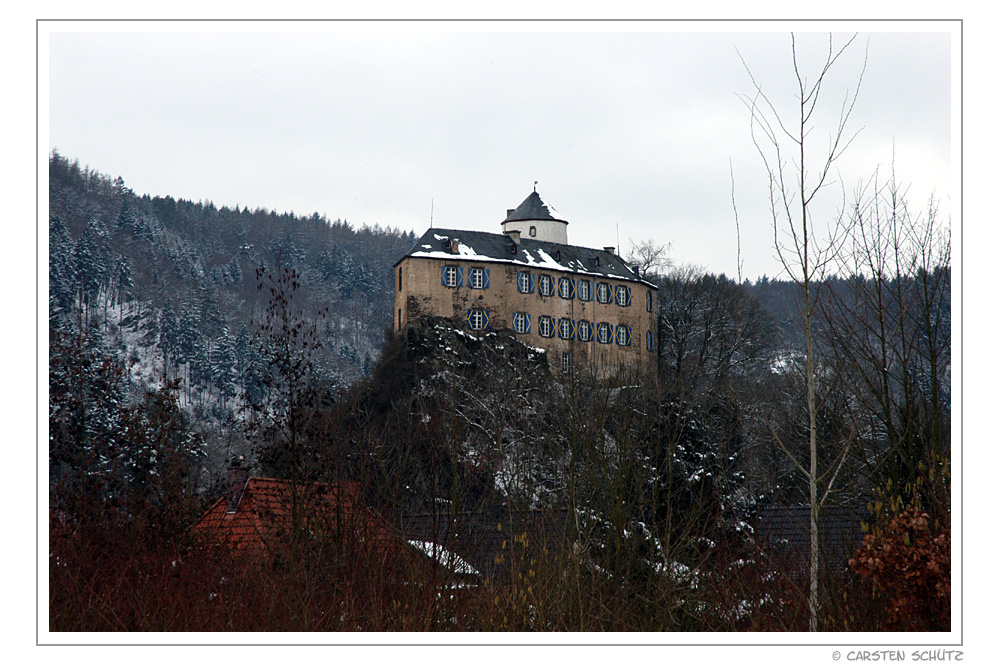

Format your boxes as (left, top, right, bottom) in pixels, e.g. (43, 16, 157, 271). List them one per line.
(74, 218, 111, 327)
(49, 216, 77, 319)
(49, 327, 205, 529)
(49, 329, 128, 500)
(209, 330, 238, 405)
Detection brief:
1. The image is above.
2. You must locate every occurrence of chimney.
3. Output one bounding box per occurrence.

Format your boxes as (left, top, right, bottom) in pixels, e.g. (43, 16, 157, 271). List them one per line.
(603, 246, 617, 255)
(507, 208, 515, 217)
(449, 238, 460, 253)
(505, 229, 521, 244)
(226, 456, 250, 513)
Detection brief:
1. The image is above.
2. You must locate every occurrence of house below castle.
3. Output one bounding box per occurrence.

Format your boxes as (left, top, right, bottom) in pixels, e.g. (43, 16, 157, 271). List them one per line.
(393, 190, 658, 374)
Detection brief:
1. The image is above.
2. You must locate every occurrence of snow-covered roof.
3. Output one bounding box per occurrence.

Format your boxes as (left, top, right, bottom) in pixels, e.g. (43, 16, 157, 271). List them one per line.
(502, 190, 567, 224)
(408, 540, 481, 577)
(397, 227, 656, 287)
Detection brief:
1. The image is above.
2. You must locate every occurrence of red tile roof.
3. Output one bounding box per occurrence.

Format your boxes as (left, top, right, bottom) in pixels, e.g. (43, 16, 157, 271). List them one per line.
(192, 477, 418, 566)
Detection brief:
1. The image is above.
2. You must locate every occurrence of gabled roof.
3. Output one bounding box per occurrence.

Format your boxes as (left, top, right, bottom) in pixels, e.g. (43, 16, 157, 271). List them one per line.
(192, 477, 418, 563)
(397, 228, 656, 287)
(401, 506, 572, 584)
(503, 191, 567, 224)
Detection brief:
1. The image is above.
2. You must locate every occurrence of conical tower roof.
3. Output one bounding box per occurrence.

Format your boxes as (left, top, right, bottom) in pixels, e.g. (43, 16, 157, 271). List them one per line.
(503, 190, 567, 224)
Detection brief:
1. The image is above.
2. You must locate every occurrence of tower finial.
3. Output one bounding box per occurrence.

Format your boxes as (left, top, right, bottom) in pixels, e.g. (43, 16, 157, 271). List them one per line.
(534, 180, 538, 193)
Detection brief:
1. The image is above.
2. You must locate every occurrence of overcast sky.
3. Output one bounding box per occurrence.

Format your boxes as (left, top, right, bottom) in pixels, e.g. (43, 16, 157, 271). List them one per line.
(45, 23, 954, 281)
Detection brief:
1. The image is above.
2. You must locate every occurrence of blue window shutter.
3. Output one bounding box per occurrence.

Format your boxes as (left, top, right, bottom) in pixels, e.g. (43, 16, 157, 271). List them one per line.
(627, 326, 632, 345)
(569, 279, 577, 298)
(529, 274, 535, 293)
(626, 286, 633, 307)
(484, 268, 490, 289)
(525, 313, 531, 334)
(484, 310, 490, 329)
(457, 267, 464, 287)
(441, 266, 448, 286)
(571, 320, 579, 340)
(466, 309, 472, 328)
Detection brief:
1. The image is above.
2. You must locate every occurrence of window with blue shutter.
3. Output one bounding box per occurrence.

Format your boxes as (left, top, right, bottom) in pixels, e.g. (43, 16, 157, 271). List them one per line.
(577, 280, 591, 301)
(443, 266, 464, 288)
(616, 285, 632, 307)
(616, 325, 632, 346)
(469, 267, 490, 289)
(539, 275, 554, 297)
(513, 311, 530, 334)
(597, 322, 611, 344)
(469, 267, 487, 289)
(467, 308, 489, 331)
(539, 316, 554, 338)
(559, 317, 574, 340)
(442, 265, 456, 287)
(559, 277, 575, 299)
(597, 282, 610, 303)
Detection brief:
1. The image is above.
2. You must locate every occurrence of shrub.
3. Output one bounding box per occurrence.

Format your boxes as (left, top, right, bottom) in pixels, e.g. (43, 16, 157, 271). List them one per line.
(849, 506, 950, 631)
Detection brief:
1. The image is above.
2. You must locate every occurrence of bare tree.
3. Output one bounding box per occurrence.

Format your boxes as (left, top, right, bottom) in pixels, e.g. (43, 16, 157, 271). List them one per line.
(627, 238, 672, 279)
(822, 165, 951, 523)
(656, 264, 775, 394)
(739, 33, 867, 631)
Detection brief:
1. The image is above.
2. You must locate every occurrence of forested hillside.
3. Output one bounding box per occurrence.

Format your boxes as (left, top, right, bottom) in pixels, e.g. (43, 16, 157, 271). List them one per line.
(50, 149, 415, 380)
(48, 152, 416, 482)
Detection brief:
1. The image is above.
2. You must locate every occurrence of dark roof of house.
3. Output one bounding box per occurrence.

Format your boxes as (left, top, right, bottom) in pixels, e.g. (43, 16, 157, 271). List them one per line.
(756, 504, 867, 571)
(503, 191, 567, 224)
(396, 227, 656, 287)
(401, 506, 573, 584)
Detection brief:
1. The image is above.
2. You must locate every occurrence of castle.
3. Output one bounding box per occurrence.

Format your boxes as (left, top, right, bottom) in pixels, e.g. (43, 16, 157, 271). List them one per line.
(393, 190, 658, 374)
